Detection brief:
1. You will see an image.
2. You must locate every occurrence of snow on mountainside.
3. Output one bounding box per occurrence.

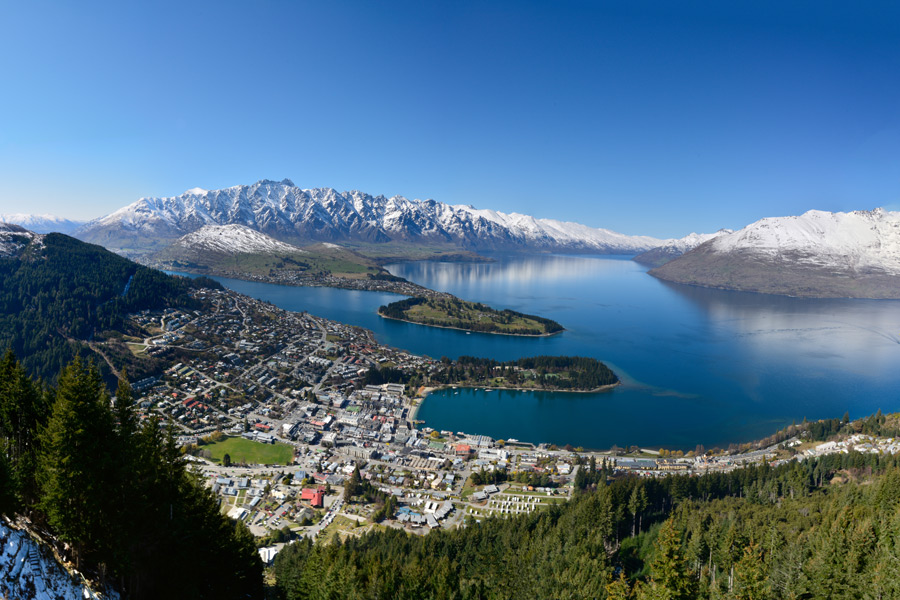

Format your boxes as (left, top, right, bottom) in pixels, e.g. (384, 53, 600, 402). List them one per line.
(75, 179, 665, 256)
(651, 209, 900, 299)
(708, 209, 900, 271)
(1, 520, 115, 599)
(0, 214, 85, 234)
(0, 223, 40, 258)
(173, 224, 307, 255)
(633, 229, 733, 267)
(454, 205, 663, 253)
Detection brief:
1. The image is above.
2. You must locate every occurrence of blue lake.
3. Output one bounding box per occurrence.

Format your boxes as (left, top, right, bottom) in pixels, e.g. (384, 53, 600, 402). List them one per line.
(173, 254, 900, 449)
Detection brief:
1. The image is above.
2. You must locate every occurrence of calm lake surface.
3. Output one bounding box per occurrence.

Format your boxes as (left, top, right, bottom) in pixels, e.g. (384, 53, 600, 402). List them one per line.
(174, 255, 900, 449)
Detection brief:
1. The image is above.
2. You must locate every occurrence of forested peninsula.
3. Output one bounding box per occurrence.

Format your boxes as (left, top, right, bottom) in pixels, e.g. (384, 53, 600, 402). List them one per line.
(378, 296, 564, 336)
(432, 355, 619, 392)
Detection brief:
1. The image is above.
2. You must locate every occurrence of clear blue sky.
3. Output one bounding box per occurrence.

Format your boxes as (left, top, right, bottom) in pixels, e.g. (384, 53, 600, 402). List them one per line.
(1, 0, 898, 237)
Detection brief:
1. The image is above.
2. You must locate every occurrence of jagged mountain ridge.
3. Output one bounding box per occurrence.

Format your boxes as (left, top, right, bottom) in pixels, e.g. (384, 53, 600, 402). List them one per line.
(74, 179, 665, 256)
(0, 214, 85, 235)
(650, 208, 900, 298)
(633, 229, 733, 267)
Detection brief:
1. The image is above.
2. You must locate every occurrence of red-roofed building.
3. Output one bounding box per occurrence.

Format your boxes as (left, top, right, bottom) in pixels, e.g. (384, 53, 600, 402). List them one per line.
(455, 444, 472, 456)
(301, 486, 325, 508)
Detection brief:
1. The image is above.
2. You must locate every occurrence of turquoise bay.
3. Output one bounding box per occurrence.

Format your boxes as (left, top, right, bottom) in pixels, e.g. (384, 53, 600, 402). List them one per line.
(174, 255, 900, 449)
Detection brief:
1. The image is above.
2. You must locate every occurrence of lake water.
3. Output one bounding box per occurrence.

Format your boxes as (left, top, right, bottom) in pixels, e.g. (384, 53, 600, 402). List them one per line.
(173, 255, 900, 449)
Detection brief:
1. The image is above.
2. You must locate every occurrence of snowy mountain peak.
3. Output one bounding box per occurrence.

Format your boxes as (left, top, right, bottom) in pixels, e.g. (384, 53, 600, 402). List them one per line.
(174, 224, 306, 255)
(708, 208, 900, 272)
(651, 208, 900, 298)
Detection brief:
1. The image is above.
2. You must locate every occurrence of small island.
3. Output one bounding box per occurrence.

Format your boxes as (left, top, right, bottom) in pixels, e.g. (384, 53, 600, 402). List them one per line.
(432, 355, 619, 392)
(378, 296, 564, 336)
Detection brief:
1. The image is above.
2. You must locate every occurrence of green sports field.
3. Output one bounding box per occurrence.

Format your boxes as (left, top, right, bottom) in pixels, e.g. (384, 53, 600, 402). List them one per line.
(205, 436, 294, 465)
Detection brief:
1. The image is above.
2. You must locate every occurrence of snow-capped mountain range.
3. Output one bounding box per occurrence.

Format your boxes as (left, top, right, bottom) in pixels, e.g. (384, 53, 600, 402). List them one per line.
(0, 214, 84, 234)
(74, 179, 665, 255)
(651, 209, 900, 298)
(172, 224, 307, 255)
(633, 229, 733, 267)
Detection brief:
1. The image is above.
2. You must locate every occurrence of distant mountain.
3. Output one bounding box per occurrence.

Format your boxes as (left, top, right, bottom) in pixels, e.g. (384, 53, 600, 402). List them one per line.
(650, 209, 900, 298)
(633, 229, 733, 267)
(151, 223, 397, 282)
(75, 179, 665, 257)
(0, 213, 85, 234)
(167, 223, 307, 255)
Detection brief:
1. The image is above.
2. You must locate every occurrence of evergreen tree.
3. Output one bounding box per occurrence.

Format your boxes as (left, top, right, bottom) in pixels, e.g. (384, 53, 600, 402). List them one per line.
(0, 350, 47, 508)
(642, 519, 696, 600)
(37, 358, 116, 568)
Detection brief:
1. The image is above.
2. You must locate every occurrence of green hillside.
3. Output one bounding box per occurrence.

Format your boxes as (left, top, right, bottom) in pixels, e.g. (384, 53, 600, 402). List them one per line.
(0, 232, 217, 381)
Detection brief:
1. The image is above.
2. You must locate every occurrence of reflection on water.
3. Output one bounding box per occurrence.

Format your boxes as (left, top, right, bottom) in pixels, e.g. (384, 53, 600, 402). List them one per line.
(396, 254, 634, 293)
(388, 255, 900, 448)
(660, 280, 900, 376)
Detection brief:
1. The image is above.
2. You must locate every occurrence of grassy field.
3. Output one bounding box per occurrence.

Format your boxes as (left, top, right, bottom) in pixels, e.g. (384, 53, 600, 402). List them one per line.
(204, 436, 294, 465)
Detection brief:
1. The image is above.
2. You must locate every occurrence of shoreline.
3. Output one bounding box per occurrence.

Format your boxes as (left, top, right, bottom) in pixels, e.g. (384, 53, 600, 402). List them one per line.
(157, 265, 444, 298)
(423, 381, 621, 396)
(377, 311, 564, 338)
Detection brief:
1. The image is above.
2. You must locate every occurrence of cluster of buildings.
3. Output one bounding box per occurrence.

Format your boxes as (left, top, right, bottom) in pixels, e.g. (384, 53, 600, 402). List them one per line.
(130, 285, 895, 548)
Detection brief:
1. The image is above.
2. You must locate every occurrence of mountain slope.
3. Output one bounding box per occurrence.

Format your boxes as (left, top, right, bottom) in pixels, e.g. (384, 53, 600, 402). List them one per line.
(0, 229, 216, 381)
(1, 215, 85, 235)
(164, 223, 307, 255)
(633, 229, 733, 267)
(650, 209, 900, 298)
(75, 179, 665, 257)
(150, 224, 397, 283)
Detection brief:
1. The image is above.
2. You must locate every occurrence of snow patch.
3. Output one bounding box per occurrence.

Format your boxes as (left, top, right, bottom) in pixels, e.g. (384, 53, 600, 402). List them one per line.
(175, 224, 306, 255)
(0, 519, 116, 600)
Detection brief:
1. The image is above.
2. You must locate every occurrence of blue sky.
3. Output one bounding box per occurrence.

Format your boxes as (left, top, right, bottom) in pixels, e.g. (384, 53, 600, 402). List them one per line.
(0, 0, 898, 238)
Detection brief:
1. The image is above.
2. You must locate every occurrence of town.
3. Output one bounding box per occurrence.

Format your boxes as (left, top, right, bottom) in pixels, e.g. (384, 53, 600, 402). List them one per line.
(122, 286, 900, 566)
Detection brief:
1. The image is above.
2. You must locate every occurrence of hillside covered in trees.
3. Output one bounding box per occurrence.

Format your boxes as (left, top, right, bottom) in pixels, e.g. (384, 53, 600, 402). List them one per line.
(378, 296, 564, 336)
(0, 353, 262, 599)
(274, 450, 900, 599)
(0, 230, 218, 382)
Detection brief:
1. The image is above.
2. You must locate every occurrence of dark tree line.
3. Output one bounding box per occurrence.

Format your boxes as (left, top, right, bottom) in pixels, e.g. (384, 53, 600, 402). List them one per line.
(0, 352, 262, 599)
(273, 450, 900, 599)
(430, 355, 619, 390)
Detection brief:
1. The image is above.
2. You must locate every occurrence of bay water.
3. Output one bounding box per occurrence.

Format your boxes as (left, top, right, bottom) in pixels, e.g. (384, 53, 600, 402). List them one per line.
(173, 254, 900, 449)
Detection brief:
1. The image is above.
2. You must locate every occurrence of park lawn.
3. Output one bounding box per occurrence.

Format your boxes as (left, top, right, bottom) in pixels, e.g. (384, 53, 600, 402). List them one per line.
(205, 436, 294, 465)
